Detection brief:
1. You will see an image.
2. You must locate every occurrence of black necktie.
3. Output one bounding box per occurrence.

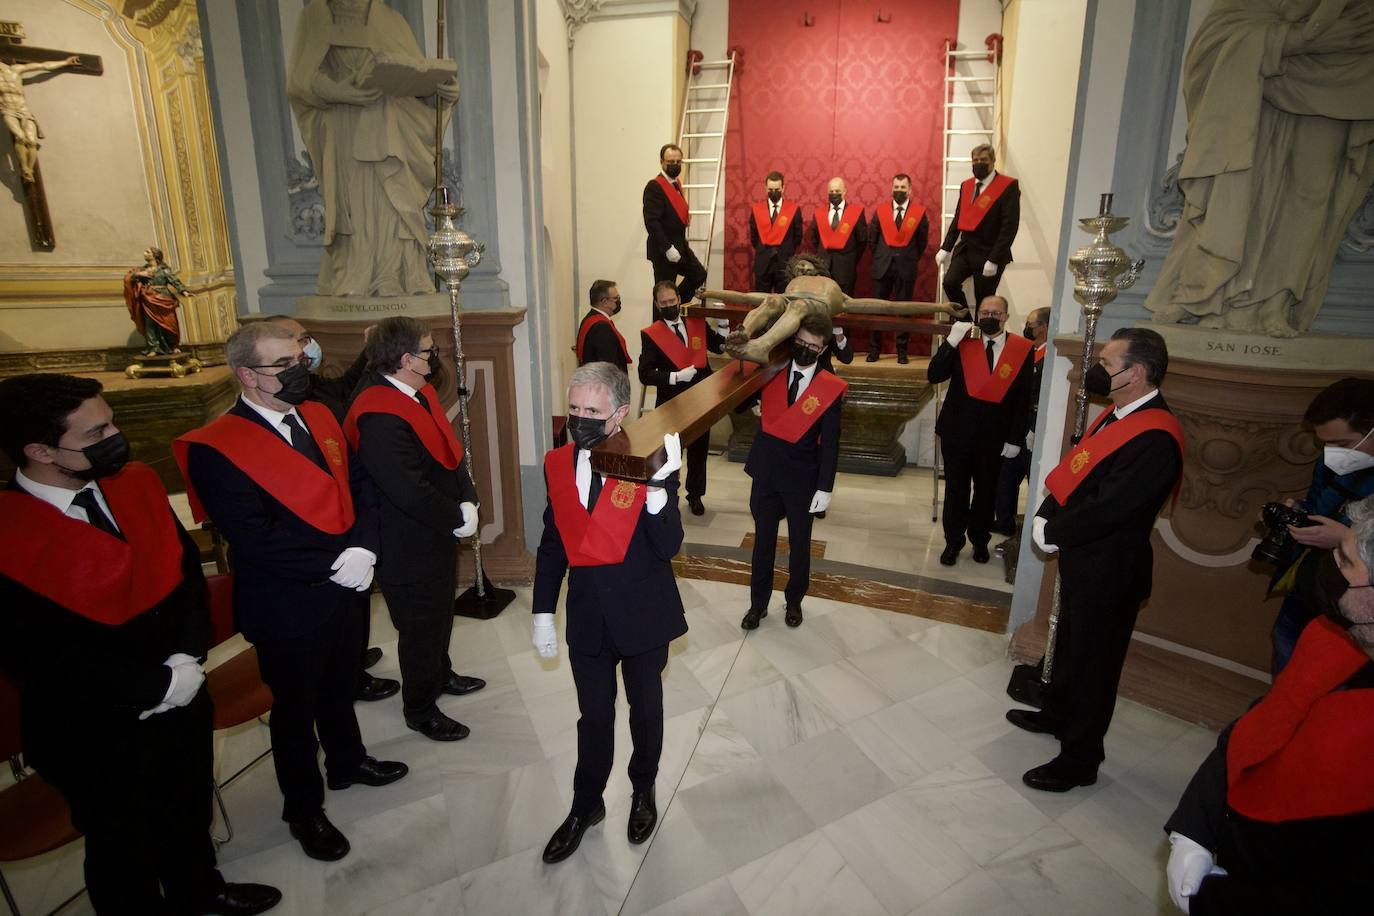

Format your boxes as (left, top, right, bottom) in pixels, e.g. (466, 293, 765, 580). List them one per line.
(831, 206, 841, 230)
(587, 468, 603, 511)
(788, 370, 802, 406)
(1098, 411, 1119, 430)
(674, 322, 687, 346)
(71, 488, 121, 539)
(896, 205, 905, 223)
(415, 390, 432, 414)
(770, 204, 778, 222)
(282, 413, 326, 471)
(985, 338, 996, 373)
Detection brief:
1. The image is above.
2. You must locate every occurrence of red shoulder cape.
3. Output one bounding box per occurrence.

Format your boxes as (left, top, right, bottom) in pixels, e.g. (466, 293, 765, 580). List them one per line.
(760, 368, 847, 443)
(958, 334, 1032, 404)
(814, 204, 862, 250)
(642, 317, 708, 371)
(752, 201, 799, 247)
(576, 312, 632, 366)
(876, 203, 927, 248)
(1045, 407, 1185, 505)
(956, 174, 1015, 232)
(344, 382, 464, 470)
(654, 175, 690, 225)
(544, 444, 646, 567)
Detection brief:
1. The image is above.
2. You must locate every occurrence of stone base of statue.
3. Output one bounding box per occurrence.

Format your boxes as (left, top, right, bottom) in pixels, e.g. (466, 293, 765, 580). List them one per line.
(125, 351, 204, 379)
(295, 292, 454, 321)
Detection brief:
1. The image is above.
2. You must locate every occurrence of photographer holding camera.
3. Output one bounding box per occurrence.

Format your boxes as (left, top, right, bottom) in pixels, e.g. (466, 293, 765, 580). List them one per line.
(1265, 378, 1374, 674)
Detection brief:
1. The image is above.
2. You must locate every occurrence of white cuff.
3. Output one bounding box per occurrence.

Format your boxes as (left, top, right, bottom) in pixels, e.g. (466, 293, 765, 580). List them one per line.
(343, 547, 377, 563)
(645, 488, 668, 515)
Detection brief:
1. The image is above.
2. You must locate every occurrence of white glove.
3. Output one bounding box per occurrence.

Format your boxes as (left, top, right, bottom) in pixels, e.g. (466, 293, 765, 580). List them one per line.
(946, 321, 974, 347)
(934, 249, 952, 268)
(164, 661, 205, 708)
(809, 490, 832, 514)
(1032, 516, 1058, 554)
(532, 613, 559, 659)
(982, 260, 998, 277)
(139, 702, 173, 721)
(1026, 429, 1035, 449)
(666, 245, 682, 263)
(329, 546, 376, 591)
(671, 366, 698, 385)
(455, 501, 479, 538)
(1001, 444, 1021, 459)
(833, 327, 846, 343)
(652, 433, 682, 482)
(750, 403, 762, 417)
(165, 652, 198, 669)
(1167, 832, 1224, 913)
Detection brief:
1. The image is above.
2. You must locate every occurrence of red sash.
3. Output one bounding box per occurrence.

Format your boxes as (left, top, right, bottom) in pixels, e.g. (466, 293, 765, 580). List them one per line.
(752, 201, 798, 247)
(1033, 343, 1046, 364)
(1044, 406, 1185, 505)
(576, 312, 633, 366)
(956, 174, 1015, 232)
(344, 382, 464, 470)
(654, 175, 690, 225)
(814, 204, 862, 250)
(0, 462, 185, 625)
(877, 203, 926, 248)
(544, 444, 646, 567)
(176, 401, 356, 534)
(958, 334, 1033, 404)
(1227, 617, 1374, 822)
(642, 318, 708, 371)
(760, 368, 848, 443)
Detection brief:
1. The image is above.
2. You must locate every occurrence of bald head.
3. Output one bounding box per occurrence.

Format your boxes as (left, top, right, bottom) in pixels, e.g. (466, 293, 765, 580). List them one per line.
(827, 178, 846, 206)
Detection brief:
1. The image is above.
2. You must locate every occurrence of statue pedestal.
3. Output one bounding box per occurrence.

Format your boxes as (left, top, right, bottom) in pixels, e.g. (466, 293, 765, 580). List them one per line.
(1013, 329, 1372, 727)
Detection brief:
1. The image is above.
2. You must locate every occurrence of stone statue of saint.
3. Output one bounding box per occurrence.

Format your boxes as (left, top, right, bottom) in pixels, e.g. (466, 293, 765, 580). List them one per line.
(125, 246, 189, 356)
(0, 55, 82, 182)
(1145, 0, 1374, 338)
(286, 0, 460, 298)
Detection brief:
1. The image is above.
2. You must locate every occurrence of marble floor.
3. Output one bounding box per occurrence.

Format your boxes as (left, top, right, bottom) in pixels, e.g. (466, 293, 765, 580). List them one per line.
(6, 577, 1213, 916)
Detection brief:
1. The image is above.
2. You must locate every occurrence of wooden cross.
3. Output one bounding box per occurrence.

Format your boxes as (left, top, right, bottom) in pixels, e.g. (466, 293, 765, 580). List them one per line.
(0, 21, 102, 250)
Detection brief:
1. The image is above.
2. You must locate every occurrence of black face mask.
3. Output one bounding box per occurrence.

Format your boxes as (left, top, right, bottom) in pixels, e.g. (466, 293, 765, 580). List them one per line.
(767, 190, 782, 203)
(1023, 325, 1036, 340)
(272, 361, 312, 405)
(567, 414, 610, 450)
(1083, 362, 1129, 397)
(663, 162, 682, 179)
(57, 432, 131, 481)
(978, 316, 1003, 336)
(973, 163, 991, 181)
(892, 191, 908, 204)
(660, 306, 681, 322)
(792, 342, 820, 368)
(828, 193, 844, 206)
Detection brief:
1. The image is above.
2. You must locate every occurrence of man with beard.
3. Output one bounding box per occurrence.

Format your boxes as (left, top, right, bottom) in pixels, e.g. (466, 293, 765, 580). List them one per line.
(936, 145, 1020, 319)
(809, 177, 867, 296)
(739, 312, 845, 631)
(638, 281, 726, 515)
(927, 296, 1035, 566)
(1161, 495, 1374, 914)
(867, 173, 928, 363)
(749, 171, 803, 293)
(643, 143, 706, 304)
(576, 279, 632, 374)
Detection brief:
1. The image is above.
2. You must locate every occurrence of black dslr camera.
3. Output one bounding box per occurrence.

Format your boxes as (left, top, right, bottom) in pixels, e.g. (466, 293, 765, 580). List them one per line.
(1252, 502, 1316, 565)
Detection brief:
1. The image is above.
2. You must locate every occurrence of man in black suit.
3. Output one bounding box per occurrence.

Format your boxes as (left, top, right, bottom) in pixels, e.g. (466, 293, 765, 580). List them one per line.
(346, 317, 486, 743)
(532, 362, 686, 863)
(740, 312, 846, 630)
(179, 323, 407, 863)
(1009, 327, 1185, 792)
(749, 170, 803, 293)
(264, 315, 397, 703)
(575, 279, 632, 372)
(927, 296, 1035, 567)
(809, 177, 866, 296)
(0, 373, 281, 916)
(643, 143, 707, 304)
(936, 144, 1020, 320)
(867, 173, 929, 364)
(638, 280, 726, 516)
(994, 306, 1051, 536)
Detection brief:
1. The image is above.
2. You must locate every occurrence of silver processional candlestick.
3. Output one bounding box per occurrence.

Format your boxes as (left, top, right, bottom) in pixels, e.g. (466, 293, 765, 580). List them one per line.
(1041, 193, 1144, 684)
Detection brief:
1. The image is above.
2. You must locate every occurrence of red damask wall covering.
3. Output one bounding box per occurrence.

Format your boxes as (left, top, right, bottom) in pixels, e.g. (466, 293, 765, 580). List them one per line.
(724, 0, 959, 309)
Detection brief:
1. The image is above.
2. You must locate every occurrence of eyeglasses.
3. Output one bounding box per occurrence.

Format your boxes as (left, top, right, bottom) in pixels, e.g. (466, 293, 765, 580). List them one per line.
(248, 356, 307, 373)
(602, 297, 623, 306)
(412, 346, 438, 358)
(793, 339, 824, 354)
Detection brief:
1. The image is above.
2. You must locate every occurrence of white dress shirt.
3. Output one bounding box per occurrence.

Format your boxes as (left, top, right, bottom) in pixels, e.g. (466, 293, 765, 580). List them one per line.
(14, 468, 119, 532)
(787, 359, 819, 396)
(829, 200, 846, 224)
(981, 329, 1007, 365)
(239, 395, 308, 444)
(973, 169, 999, 199)
(383, 374, 422, 401)
(1113, 388, 1160, 420)
(575, 445, 666, 515)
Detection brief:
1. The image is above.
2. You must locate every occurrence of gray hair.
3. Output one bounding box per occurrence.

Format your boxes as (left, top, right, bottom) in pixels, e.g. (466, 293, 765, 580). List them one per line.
(225, 322, 295, 373)
(1348, 495, 1374, 578)
(568, 362, 630, 411)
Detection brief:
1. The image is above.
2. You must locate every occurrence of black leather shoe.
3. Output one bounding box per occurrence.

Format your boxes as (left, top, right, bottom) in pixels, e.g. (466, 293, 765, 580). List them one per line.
(740, 607, 767, 630)
(542, 806, 605, 864)
(939, 544, 960, 566)
(328, 756, 409, 790)
(1005, 709, 1058, 736)
(442, 672, 486, 696)
(972, 544, 991, 564)
(199, 882, 283, 915)
(289, 812, 350, 861)
(688, 497, 705, 516)
(355, 672, 400, 702)
(1022, 760, 1097, 793)
(406, 710, 471, 742)
(784, 604, 803, 628)
(628, 788, 657, 844)
(865, 350, 880, 362)
(363, 646, 383, 669)
(896, 351, 909, 365)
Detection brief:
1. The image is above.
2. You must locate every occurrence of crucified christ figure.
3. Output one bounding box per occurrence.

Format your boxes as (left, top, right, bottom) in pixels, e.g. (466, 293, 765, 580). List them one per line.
(702, 254, 956, 365)
(0, 55, 82, 182)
